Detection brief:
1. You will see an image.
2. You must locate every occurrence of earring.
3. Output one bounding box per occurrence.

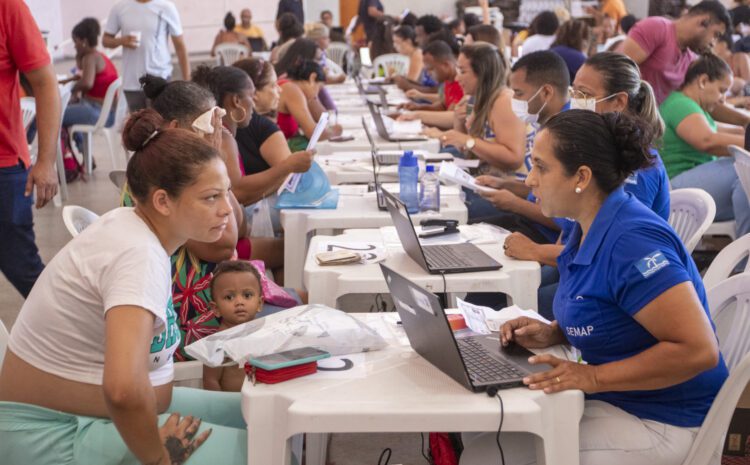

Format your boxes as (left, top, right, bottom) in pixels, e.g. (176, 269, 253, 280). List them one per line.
(230, 106, 247, 123)
(575, 187, 582, 194)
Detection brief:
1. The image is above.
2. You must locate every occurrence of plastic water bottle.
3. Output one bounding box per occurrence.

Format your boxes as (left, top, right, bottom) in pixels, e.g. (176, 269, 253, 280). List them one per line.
(419, 165, 440, 213)
(398, 150, 419, 214)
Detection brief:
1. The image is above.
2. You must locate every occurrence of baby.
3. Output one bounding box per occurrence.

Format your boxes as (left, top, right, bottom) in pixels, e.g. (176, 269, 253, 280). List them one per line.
(203, 260, 264, 392)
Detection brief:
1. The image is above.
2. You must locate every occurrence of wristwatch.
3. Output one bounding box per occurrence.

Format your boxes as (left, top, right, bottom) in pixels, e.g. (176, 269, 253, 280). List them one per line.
(465, 137, 476, 150)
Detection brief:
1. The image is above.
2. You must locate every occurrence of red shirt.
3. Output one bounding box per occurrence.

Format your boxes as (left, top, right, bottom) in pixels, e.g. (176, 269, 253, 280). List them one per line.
(442, 80, 464, 110)
(0, 0, 51, 168)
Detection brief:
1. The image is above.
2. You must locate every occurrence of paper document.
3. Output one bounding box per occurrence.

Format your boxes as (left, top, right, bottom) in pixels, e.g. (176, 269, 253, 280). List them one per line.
(278, 113, 329, 195)
(438, 162, 497, 193)
(317, 241, 386, 264)
(456, 300, 552, 333)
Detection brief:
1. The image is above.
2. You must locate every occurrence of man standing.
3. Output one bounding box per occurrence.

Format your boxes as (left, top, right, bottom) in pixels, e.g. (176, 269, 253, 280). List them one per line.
(276, 0, 304, 24)
(0, 0, 61, 297)
(358, 0, 385, 42)
(103, 0, 190, 112)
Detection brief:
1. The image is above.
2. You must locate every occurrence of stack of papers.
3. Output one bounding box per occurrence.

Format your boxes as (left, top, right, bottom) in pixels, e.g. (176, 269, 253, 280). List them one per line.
(456, 300, 551, 334)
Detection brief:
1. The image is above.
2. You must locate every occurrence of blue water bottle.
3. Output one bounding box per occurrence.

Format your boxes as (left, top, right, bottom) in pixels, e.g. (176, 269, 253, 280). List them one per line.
(398, 150, 419, 214)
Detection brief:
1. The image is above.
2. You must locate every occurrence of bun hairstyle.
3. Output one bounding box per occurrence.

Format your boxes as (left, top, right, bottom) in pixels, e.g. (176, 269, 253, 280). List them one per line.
(192, 65, 254, 108)
(543, 110, 654, 193)
(224, 12, 236, 32)
(122, 109, 220, 204)
(140, 75, 215, 126)
(233, 58, 275, 90)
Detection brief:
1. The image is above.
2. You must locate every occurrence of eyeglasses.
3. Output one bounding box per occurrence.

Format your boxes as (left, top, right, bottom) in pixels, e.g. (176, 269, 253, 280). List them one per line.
(568, 87, 597, 106)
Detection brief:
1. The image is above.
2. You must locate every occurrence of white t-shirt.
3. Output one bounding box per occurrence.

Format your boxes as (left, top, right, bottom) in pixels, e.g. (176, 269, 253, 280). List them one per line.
(104, 0, 183, 90)
(9, 208, 179, 386)
(521, 34, 556, 56)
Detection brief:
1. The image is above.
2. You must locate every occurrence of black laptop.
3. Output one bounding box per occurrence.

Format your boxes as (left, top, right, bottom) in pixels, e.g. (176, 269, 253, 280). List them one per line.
(380, 264, 544, 391)
(367, 102, 427, 143)
(381, 188, 502, 273)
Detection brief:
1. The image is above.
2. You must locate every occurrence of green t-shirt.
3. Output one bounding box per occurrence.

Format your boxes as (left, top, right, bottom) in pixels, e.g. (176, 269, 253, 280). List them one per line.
(659, 91, 716, 178)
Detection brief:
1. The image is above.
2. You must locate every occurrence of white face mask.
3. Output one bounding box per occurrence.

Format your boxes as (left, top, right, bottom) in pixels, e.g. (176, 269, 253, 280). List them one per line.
(511, 87, 546, 125)
(570, 93, 617, 112)
(191, 106, 226, 136)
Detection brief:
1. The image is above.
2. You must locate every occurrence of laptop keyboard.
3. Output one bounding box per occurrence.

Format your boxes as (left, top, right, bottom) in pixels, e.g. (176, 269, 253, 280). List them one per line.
(457, 338, 526, 383)
(424, 245, 475, 269)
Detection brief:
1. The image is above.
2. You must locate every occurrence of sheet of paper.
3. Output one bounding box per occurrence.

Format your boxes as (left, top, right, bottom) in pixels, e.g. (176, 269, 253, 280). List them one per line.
(313, 353, 367, 379)
(438, 161, 497, 193)
(452, 158, 481, 169)
(484, 305, 552, 332)
(317, 241, 386, 264)
(456, 298, 492, 335)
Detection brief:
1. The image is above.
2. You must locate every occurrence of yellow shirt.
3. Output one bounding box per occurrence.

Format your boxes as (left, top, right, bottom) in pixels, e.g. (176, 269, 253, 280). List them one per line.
(235, 24, 264, 39)
(602, 0, 627, 25)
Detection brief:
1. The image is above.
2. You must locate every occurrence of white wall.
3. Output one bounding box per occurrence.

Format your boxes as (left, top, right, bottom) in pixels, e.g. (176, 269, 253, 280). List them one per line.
(35, 0, 461, 57)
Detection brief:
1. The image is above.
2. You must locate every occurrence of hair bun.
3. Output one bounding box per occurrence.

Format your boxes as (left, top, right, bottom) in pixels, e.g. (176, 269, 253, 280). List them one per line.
(140, 74, 169, 100)
(122, 109, 165, 152)
(601, 112, 654, 177)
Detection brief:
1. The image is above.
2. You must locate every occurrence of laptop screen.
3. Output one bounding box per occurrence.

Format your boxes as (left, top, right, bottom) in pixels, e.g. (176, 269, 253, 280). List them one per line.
(367, 102, 391, 140)
(382, 188, 430, 270)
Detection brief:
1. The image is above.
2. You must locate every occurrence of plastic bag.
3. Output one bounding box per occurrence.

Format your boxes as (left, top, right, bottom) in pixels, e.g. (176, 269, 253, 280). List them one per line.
(250, 198, 274, 238)
(185, 305, 388, 367)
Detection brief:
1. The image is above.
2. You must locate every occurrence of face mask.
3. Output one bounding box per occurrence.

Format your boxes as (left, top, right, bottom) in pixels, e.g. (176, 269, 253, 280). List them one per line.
(192, 106, 226, 136)
(511, 87, 545, 125)
(570, 93, 617, 112)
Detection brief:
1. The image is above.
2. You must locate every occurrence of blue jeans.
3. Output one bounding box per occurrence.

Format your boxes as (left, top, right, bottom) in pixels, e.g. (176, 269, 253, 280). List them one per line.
(63, 100, 115, 152)
(670, 157, 750, 237)
(537, 265, 560, 321)
(0, 163, 44, 297)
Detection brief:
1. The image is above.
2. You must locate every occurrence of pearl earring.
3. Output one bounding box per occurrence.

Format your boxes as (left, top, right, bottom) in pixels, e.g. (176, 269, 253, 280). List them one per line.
(575, 187, 582, 194)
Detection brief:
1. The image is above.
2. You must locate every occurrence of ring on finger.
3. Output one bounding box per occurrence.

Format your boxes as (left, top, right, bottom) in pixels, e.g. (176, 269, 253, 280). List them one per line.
(555, 376, 561, 384)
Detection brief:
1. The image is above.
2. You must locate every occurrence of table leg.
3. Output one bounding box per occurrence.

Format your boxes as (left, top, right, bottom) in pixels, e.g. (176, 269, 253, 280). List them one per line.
(506, 269, 541, 311)
(282, 215, 308, 289)
(534, 394, 583, 465)
(247, 423, 293, 465)
(305, 433, 329, 465)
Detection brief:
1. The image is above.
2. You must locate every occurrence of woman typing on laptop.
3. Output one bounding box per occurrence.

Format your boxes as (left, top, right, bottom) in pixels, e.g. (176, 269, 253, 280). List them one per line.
(461, 110, 728, 465)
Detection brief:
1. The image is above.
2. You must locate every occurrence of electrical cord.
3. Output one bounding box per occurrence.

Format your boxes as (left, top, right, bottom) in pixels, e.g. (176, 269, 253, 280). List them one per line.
(486, 387, 506, 465)
(377, 447, 392, 465)
(420, 432, 433, 464)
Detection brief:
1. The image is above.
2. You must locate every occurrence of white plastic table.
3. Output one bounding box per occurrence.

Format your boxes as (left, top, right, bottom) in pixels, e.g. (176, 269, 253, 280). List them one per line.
(304, 228, 541, 309)
(316, 127, 440, 155)
(241, 313, 585, 465)
(281, 194, 468, 289)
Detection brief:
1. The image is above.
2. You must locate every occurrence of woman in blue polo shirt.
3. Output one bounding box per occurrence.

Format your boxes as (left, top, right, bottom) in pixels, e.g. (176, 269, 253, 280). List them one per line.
(461, 110, 728, 465)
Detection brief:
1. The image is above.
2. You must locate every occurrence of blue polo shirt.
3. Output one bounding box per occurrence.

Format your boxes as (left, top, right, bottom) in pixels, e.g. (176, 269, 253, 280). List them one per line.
(555, 148, 672, 244)
(555, 187, 728, 427)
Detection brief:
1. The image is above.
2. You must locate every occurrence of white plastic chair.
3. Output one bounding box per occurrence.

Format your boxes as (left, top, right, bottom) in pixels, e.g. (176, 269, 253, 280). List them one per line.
(214, 43, 249, 66)
(703, 233, 750, 289)
(173, 360, 203, 388)
(324, 57, 345, 78)
(326, 42, 350, 69)
(69, 77, 122, 174)
(0, 319, 8, 368)
(679, 275, 750, 465)
(703, 221, 737, 241)
(62, 205, 99, 238)
(668, 188, 717, 253)
(372, 53, 410, 77)
(21, 97, 36, 129)
(108, 170, 127, 192)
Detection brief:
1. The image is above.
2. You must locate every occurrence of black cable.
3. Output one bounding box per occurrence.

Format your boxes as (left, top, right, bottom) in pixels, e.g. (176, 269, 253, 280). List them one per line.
(377, 447, 392, 465)
(495, 392, 506, 465)
(439, 271, 447, 308)
(420, 432, 433, 464)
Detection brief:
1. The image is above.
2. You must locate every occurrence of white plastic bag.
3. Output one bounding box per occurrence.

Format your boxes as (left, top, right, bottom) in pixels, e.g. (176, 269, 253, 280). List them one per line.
(250, 197, 274, 238)
(185, 305, 388, 367)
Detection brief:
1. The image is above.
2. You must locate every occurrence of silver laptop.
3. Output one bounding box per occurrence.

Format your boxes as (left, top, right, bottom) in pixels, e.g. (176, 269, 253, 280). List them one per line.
(380, 264, 544, 391)
(367, 102, 427, 143)
(382, 188, 502, 274)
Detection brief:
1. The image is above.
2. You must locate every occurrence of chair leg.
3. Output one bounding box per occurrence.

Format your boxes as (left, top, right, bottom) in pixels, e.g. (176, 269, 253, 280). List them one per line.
(56, 138, 68, 201)
(104, 130, 116, 170)
(85, 132, 93, 175)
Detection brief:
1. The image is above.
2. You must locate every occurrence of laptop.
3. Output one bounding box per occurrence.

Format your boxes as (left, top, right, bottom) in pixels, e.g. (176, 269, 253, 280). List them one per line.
(363, 117, 388, 211)
(380, 264, 544, 391)
(367, 102, 427, 143)
(362, 115, 419, 165)
(381, 188, 502, 273)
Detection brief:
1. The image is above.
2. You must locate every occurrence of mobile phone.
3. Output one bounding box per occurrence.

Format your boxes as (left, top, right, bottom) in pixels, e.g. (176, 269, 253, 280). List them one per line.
(249, 347, 331, 370)
(329, 135, 355, 143)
